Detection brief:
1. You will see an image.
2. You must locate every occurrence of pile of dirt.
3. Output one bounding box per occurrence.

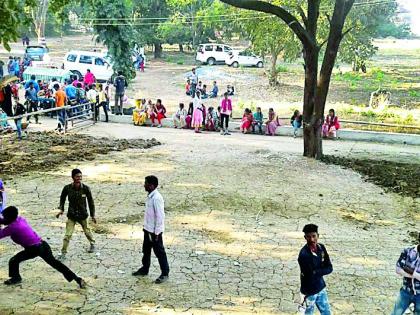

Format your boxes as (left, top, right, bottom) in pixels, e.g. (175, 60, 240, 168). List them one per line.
(321, 155, 420, 198)
(0, 132, 160, 177)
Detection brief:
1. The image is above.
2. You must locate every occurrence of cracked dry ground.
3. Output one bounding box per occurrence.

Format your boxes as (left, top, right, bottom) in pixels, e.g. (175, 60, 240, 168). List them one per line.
(0, 125, 419, 315)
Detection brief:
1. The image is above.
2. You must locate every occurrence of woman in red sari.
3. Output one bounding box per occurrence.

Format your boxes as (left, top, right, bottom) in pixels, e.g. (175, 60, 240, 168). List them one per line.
(240, 108, 254, 134)
(150, 99, 166, 128)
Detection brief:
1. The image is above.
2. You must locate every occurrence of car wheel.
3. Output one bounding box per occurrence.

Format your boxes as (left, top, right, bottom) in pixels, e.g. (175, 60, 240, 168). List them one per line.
(257, 61, 263, 68)
(71, 70, 82, 80)
(232, 62, 239, 68)
(207, 58, 216, 66)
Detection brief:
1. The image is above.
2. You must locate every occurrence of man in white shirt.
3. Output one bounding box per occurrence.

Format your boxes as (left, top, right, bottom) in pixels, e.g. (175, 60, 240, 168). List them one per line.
(132, 175, 169, 284)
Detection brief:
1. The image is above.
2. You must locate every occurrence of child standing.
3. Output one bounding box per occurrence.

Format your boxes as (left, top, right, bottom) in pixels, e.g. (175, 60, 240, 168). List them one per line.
(220, 92, 232, 135)
(132, 176, 169, 284)
(191, 91, 203, 133)
(0, 206, 86, 288)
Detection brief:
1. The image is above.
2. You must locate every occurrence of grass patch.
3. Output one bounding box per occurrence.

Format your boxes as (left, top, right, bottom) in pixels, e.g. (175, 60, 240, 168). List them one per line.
(202, 228, 235, 244)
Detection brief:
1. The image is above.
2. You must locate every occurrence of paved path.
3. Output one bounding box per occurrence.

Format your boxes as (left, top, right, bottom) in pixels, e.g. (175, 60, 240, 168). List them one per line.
(1, 119, 419, 314)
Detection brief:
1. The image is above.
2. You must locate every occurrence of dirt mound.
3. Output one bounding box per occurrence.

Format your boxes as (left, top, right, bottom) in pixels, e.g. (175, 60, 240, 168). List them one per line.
(0, 132, 160, 177)
(321, 155, 420, 198)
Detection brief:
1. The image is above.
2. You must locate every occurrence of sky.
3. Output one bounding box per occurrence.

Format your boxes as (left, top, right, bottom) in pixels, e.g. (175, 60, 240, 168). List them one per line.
(398, 0, 420, 35)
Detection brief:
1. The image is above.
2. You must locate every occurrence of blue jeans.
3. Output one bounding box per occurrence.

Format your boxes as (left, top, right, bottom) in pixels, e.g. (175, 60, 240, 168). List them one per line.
(391, 288, 420, 315)
(304, 288, 331, 315)
(15, 119, 22, 139)
(293, 119, 302, 132)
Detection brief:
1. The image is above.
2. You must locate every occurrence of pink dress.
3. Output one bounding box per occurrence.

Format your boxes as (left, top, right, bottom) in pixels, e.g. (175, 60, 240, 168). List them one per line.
(266, 112, 280, 136)
(191, 97, 203, 128)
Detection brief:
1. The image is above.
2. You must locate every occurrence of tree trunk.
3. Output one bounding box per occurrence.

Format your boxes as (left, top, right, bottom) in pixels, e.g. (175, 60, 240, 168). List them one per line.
(302, 47, 322, 159)
(32, 0, 49, 45)
(269, 51, 279, 86)
(154, 43, 163, 58)
(179, 44, 184, 53)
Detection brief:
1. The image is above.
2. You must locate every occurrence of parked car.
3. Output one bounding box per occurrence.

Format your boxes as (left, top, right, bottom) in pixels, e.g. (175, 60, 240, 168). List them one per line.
(25, 45, 51, 65)
(225, 50, 264, 68)
(63, 50, 114, 82)
(196, 43, 233, 65)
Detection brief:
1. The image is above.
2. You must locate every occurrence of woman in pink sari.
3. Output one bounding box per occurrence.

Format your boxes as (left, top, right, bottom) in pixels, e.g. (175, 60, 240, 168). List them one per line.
(265, 108, 280, 136)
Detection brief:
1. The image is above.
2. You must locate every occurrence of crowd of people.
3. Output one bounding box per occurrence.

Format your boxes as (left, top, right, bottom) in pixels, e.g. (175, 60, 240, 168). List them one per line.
(0, 171, 418, 314)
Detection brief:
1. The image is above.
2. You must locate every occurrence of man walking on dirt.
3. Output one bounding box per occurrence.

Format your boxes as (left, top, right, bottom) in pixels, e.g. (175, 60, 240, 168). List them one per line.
(114, 71, 127, 115)
(132, 175, 170, 284)
(391, 233, 420, 314)
(298, 224, 333, 315)
(56, 169, 96, 260)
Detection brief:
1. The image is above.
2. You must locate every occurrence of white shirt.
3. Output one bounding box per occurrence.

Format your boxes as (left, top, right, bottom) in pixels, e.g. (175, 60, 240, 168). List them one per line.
(190, 73, 198, 85)
(193, 96, 201, 109)
(87, 89, 98, 103)
(143, 189, 165, 235)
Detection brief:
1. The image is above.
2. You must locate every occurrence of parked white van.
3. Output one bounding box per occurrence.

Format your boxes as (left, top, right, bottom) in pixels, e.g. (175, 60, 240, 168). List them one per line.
(63, 50, 114, 82)
(196, 43, 233, 65)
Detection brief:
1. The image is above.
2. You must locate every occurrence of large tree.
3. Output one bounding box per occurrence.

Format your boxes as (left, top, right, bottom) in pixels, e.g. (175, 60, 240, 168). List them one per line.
(220, 0, 355, 159)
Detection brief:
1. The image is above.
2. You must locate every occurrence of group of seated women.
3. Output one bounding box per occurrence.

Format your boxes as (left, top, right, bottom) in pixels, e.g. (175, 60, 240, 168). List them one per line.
(132, 98, 167, 127)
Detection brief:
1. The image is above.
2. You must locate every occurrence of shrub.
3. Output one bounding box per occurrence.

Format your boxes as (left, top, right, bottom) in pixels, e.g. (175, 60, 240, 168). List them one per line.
(276, 65, 288, 73)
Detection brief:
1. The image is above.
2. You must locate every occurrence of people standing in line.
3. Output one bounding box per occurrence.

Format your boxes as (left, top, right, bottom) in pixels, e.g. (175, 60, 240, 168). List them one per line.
(189, 68, 198, 98)
(172, 103, 187, 129)
(220, 92, 232, 135)
(56, 169, 96, 260)
(0, 206, 86, 288)
(191, 91, 203, 133)
(25, 82, 39, 124)
(390, 233, 420, 315)
(132, 176, 169, 284)
(54, 84, 66, 132)
(0, 179, 6, 214)
(291, 109, 303, 138)
(114, 71, 127, 115)
(83, 69, 96, 86)
(322, 109, 340, 139)
(298, 224, 333, 315)
(252, 107, 264, 134)
(14, 101, 26, 140)
(96, 84, 109, 122)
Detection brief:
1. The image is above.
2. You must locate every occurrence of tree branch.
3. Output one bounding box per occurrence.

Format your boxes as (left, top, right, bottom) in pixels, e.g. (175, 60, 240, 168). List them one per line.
(297, 5, 308, 29)
(219, 0, 315, 49)
(341, 26, 355, 39)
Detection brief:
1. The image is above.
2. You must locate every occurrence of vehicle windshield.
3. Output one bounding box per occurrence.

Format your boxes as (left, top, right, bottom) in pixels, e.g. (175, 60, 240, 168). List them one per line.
(26, 47, 47, 55)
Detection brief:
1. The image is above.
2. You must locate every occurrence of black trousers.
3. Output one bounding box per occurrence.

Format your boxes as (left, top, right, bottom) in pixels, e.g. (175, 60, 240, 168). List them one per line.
(95, 101, 109, 122)
(9, 241, 78, 282)
(221, 113, 229, 129)
(141, 230, 169, 276)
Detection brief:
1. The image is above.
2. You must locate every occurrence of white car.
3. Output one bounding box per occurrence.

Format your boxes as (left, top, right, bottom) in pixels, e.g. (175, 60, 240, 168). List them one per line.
(226, 50, 264, 68)
(196, 43, 233, 65)
(63, 50, 114, 82)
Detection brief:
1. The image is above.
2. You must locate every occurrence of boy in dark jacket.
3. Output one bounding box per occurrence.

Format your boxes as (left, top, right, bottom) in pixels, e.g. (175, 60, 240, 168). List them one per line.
(298, 224, 333, 315)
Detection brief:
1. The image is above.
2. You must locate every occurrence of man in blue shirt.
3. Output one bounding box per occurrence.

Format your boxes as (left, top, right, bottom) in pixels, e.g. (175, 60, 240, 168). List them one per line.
(391, 234, 420, 314)
(209, 81, 219, 98)
(25, 82, 39, 124)
(298, 224, 333, 315)
(65, 80, 77, 101)
(24, 75, 40, 93)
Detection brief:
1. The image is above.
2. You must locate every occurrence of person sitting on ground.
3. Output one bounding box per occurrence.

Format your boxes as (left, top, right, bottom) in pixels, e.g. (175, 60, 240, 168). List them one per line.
(185, 102, 194, 129)
(201, 84, 208, 99)
(133, 98, 147, 126)
(0, 206, 87, 288)
(150, 99, 166, 128)
(252, 107, 264, 134)
(265, 108, 281, 136)
(205, 107, 219, 131)
(197, 81, 203, 94)
(209, 81, 219, 98)
(185, 79, 191, 96)
(84, 69, 95, 86)
(173, 103, 187, 129)
(227, 85, 235, 96)
(290, 109, 303, 138)
(322, 108, 340, 139)
(240, 108, 254, 134)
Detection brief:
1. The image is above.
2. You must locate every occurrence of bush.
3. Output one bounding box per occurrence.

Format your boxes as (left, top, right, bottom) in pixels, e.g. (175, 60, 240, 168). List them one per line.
(276, 65, 288, 73)
(408, 89, 420, 98)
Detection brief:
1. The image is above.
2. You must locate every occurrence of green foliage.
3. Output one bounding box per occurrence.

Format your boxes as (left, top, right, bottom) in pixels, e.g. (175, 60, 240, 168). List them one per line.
(408, 89, 420, 98)
(0, 0, 35, 50)
(276, 65, 288, 73)
(91, 0, 136, 80)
